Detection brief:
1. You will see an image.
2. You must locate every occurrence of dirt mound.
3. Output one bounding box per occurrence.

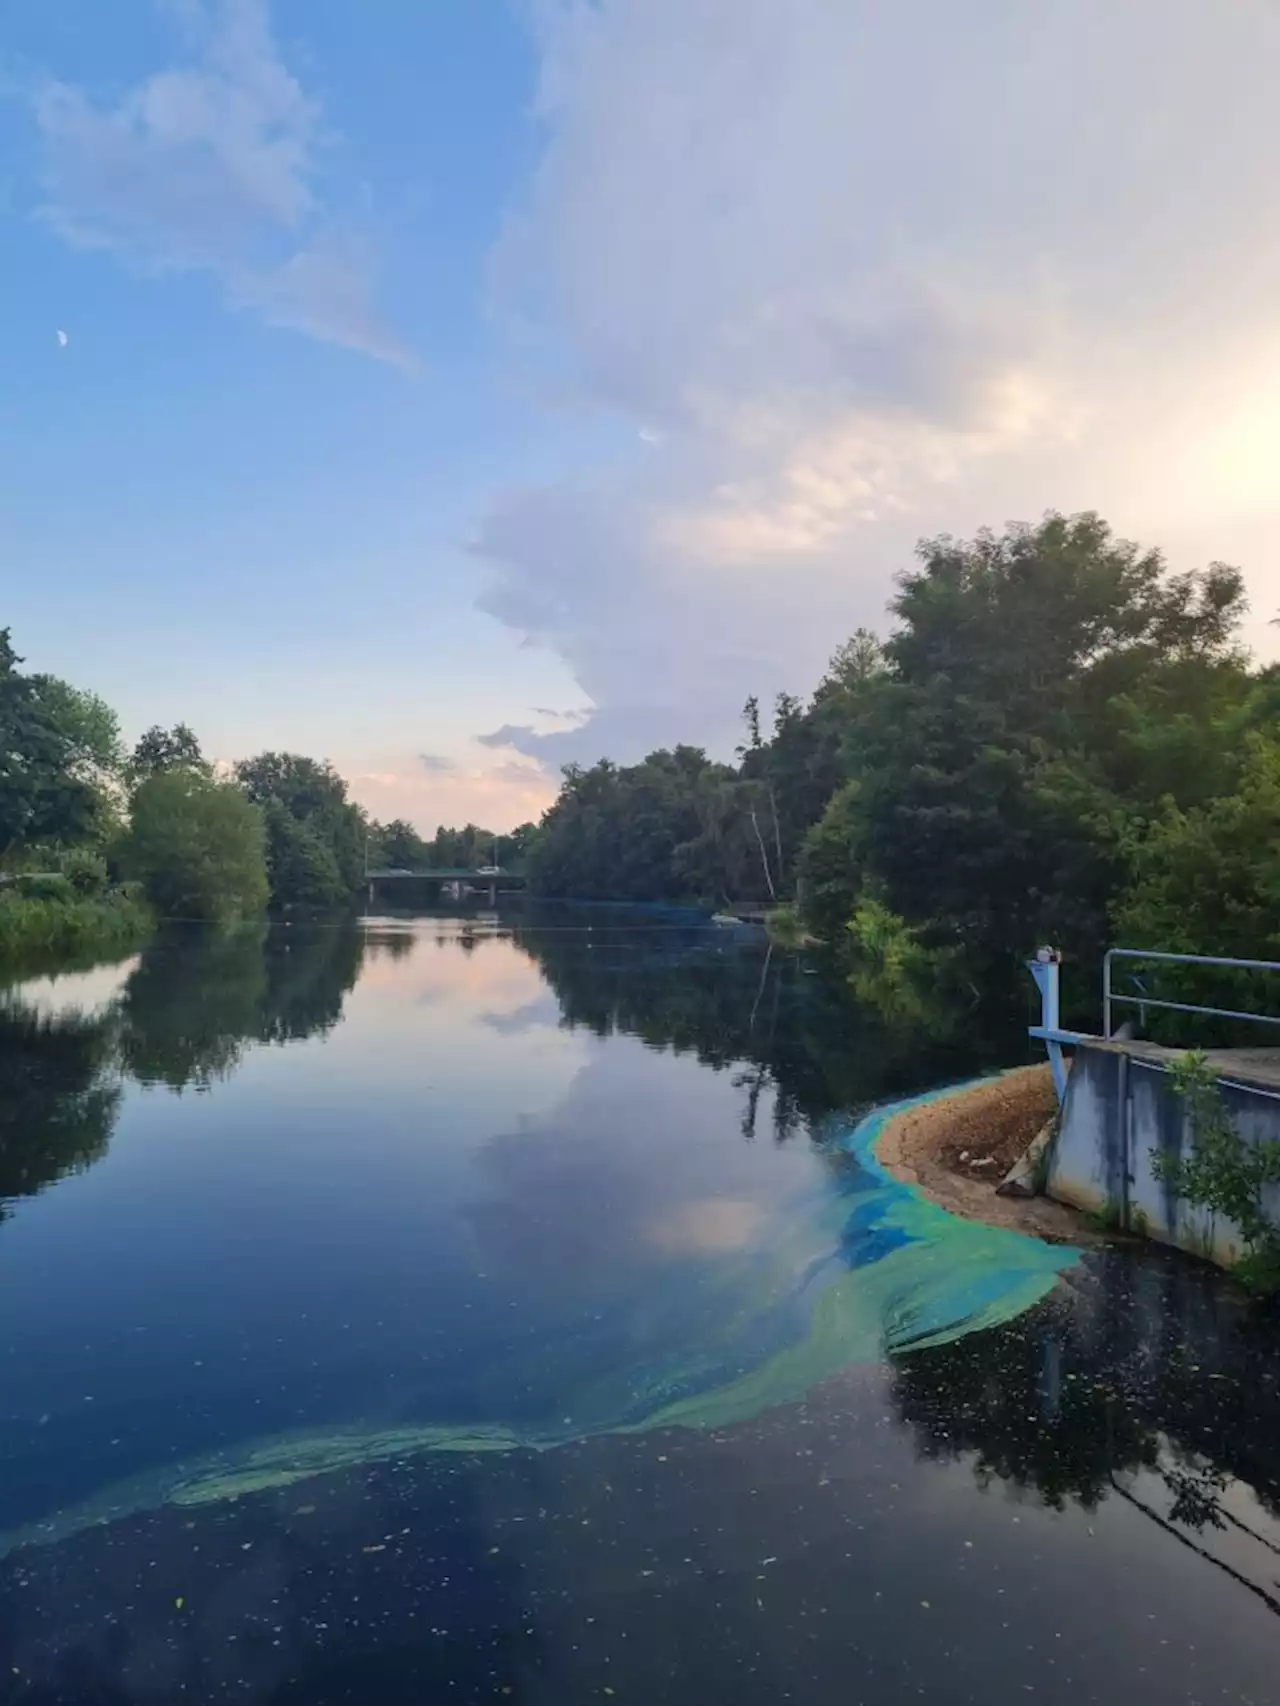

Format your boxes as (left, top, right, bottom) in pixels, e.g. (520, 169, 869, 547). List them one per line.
(875, 1066, 1090, 1244)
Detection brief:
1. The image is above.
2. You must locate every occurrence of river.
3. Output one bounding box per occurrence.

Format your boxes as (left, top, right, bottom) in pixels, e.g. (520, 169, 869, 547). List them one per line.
(0, 911, 1277, 1703)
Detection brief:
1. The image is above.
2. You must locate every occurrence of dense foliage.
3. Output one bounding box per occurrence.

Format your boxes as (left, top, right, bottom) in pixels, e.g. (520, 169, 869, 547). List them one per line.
(235, 752, 366, 909)
(365, 818, 540, 874)
(525, 513, 1273, 1003)
(121, 770, 269, 925)
(0, 631, 119, 856)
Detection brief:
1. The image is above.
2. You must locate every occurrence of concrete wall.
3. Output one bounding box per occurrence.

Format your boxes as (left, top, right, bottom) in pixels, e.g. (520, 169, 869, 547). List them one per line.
(1046, 1042, 1280, 1268)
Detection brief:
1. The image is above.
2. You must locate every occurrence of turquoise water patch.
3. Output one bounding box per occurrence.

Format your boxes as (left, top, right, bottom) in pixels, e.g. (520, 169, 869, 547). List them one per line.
(0, 1079, 1076, 1559)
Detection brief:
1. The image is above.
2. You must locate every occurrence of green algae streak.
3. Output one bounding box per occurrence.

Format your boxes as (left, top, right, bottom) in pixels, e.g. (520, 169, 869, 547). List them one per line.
(0, 1078, 1076, 1560)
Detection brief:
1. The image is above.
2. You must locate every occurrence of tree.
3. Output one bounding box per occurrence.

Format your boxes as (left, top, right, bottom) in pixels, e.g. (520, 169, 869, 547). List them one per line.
(826, 514, 1249, 965)
(130, 723, 206, 781)
(235, 752, 365, 906)
(525, 748, 740, 902)
(33, 679, 125, 790)
(372, 818, 430, 869)
(503, 822, 541, 872)
(1113, 732, 1280, 959)
(518, 509, 1261, 991)
(0, 630, 100, 856)
(121, 770, 268, 923)
(263, 799, 345, 909)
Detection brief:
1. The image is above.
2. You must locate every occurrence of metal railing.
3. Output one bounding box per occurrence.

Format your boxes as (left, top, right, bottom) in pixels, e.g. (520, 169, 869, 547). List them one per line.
(1103, 948, 1280, 1040)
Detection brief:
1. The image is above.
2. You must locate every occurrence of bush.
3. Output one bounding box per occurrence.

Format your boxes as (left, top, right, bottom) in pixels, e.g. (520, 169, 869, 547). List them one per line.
(13, 872, 75, 903)
(58, 848, 109, 895)
(1155, 1052, 1280, 1292)
(765, 905, 806, 947)
(0, 889, 151, 961)
(121, 771, 269, 924)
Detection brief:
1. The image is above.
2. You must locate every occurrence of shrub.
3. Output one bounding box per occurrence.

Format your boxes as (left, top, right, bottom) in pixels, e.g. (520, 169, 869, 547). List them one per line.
(121, 771, 269, 924)
(1155, 1052, 1280, 1292)
(58, 848, 109, 895)
(13, 872, 75, 903)
(0, 889, 151, 960)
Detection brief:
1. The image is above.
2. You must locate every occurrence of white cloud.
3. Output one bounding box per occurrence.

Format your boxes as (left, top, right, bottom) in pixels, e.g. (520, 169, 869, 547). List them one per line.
(33, 0, 412, 366)
(477, 0, 1280, 765)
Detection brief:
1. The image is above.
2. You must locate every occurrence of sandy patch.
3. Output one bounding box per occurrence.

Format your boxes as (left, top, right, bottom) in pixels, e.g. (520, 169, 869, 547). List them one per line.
(875, 1066, 1093, 1244)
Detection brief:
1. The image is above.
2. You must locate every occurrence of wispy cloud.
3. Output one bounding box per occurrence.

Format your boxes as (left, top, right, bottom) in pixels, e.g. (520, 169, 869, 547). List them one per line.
(476, 724, 538, 752)
(477, 0, 1280, 766)
(418, 752, 458, 774)
(32, 0, 413, 366)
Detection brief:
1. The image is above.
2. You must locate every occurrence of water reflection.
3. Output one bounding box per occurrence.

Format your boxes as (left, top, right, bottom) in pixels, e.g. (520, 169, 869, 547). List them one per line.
(0, 1002, 119, 1213)
(0, 917, 1069, 1559)
(117, 923, 364, 1087)
(513, 917, 1031, 1143)
(0, 924, 369, 1217)
(893, 1250, 1280, 1612)
(1, 915, 1280, 1702)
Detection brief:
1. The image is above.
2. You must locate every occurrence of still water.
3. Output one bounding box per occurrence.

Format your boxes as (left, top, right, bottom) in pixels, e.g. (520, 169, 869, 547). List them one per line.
(0, 914, 1278, 1704)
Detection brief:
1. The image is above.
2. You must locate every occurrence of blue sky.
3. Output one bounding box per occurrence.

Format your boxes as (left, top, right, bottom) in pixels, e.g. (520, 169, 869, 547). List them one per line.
(4, 1, 1280, 830)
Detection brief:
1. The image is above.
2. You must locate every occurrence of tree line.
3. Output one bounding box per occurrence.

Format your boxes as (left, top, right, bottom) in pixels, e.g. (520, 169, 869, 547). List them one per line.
(523, 512, 1277, 1007)
(0, 630, 527, 945)
(366, 818, 539, 874)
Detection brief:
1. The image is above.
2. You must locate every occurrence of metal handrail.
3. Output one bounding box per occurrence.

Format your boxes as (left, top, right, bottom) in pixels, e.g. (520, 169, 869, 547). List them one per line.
(1103, 948, 1280, 1039)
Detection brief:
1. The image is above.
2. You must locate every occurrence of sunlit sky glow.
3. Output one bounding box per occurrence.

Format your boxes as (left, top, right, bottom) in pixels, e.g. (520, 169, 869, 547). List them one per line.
(4, 0, 1279, 830)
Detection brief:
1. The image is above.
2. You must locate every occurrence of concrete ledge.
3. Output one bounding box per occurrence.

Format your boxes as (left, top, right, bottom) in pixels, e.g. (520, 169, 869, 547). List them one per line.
(1044, 1040, 1280, 1267)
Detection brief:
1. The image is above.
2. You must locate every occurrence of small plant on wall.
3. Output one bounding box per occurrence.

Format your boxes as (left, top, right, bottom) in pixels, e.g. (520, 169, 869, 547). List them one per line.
(1154, 1052, 1280, 1293)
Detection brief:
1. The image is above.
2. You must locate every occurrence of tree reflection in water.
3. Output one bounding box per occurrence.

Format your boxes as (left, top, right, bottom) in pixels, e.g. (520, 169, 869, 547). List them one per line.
(514, 915, 1031, 1142)
(0, 1001, 120, 1213)
(117, 922, 367, 1087)
(7, 908, 1280, 1624)
(512, 918, 1280, 1616)
(0, 921, 376, 1204)
(891, 1249, 1280, 1613)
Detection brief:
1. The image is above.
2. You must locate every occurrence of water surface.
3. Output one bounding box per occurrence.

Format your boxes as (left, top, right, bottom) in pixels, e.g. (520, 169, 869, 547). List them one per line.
(0, 913, 1277, 1703)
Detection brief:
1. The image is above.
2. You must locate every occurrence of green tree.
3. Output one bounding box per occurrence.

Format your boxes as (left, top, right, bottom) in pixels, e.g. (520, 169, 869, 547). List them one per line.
(796, 781, 867, 946)
(130, 723, 206, 781)
(34, 678, 125, 791)
(503, 822, 541, 872)
(235, 752, 365, 906)
(263, 798, 345, 908)
(372, 817, 430, 869)
(1114, 732, 1280, 958)
(0, 630, 100, 857)
(526, 747, 740, 902)
(122, 770, 268, 923)
(807, 514, 1248, 967)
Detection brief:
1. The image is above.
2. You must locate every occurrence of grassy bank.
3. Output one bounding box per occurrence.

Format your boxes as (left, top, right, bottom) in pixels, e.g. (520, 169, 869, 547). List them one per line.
(0, 887, 153, 964)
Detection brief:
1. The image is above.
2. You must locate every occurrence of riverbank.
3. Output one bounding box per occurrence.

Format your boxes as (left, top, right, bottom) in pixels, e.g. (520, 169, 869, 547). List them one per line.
(874, 1065, 1090, 1244)
(0, 889, 152, 966)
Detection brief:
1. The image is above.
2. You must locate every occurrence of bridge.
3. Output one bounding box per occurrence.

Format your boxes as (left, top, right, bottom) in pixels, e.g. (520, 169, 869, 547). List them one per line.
(365, 867, 527, 904)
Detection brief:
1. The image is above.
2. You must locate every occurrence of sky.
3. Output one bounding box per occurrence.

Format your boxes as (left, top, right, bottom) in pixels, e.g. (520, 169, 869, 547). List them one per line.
(3, 0, 1280, 833)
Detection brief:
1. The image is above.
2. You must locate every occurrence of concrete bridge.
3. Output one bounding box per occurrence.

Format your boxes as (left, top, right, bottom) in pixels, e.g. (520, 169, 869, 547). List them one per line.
(365, 868, 527, 905)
